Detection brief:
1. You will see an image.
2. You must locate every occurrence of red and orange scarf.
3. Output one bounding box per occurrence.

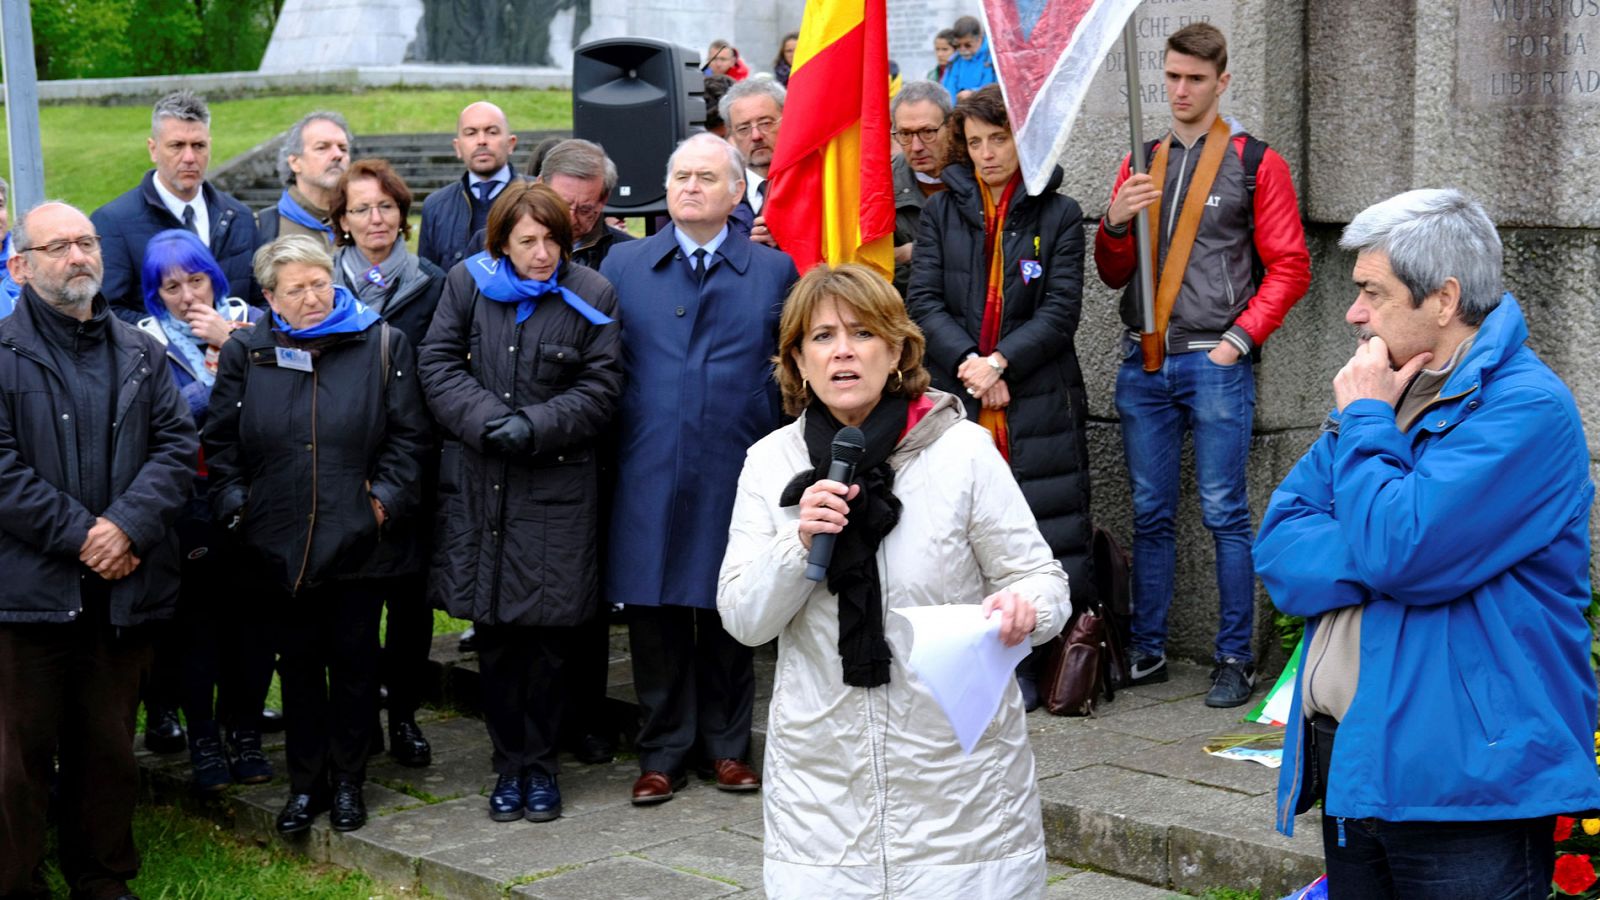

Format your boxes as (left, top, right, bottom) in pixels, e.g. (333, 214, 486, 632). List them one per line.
(976, 172, 1020, 460)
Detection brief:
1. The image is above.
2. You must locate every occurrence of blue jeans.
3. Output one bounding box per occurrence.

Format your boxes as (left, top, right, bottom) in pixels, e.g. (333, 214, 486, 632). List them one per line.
(1321, 814, 1554, 899)
(1115, 344, 1255, 663)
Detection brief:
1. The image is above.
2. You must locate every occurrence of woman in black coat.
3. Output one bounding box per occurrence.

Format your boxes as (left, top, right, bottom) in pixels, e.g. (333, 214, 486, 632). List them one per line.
(204, 234, 432, 836)
(418, 182, 622, 825)
(905, 84, 1093, 707)
(329, 158, 448, 768)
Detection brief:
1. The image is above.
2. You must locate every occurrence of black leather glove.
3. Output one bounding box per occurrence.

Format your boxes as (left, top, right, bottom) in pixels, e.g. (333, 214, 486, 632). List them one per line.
(482, 412, 536, 456)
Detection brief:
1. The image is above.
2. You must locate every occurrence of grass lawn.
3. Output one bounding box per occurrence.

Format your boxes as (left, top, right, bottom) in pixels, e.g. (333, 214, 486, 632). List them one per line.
(42, 804, 387, 899)
(1, 88, 574, 212)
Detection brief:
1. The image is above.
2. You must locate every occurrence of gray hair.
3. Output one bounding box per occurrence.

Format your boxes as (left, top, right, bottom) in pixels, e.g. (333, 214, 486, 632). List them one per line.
(664, 133, 745, 199)
(952, 15, 983, 38)
(539, 139, 618, 197)
(0, 175, 8, 209)
(718, 75, 786, 126)
(1340, 188, 1504, 326)
(151, 90, 210, 136)
(253, 234, 334, 293)
(277, 110, 354, 186)
(891, 79, 954, 120)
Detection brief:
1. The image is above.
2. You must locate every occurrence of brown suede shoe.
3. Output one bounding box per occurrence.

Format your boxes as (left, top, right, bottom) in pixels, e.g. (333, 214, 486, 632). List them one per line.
(711, 759, 761, 792)
(631, 770, 688, 805)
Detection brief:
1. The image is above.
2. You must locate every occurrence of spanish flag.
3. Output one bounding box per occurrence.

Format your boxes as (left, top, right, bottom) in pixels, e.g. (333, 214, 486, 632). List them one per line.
(764, 0, 895, 277)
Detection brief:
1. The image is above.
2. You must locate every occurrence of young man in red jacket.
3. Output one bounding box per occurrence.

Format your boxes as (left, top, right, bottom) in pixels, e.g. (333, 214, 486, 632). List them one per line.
(1093, 23, 1310, 707)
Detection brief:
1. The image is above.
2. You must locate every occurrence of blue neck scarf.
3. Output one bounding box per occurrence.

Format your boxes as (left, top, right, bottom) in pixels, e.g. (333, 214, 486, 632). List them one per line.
(277, 190, 335, 244)
(272, 284, 381, 338)
(157, 314, 215, 387)
(465, 252, 614, 326)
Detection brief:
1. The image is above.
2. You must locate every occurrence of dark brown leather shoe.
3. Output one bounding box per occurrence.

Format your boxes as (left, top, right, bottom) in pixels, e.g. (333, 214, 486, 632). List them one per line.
(631, 770, 687, 805)
(711, 759, 761, 792)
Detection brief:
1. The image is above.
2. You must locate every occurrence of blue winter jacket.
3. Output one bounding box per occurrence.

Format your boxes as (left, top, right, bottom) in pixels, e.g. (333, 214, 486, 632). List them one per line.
(941, 37, 997, 98)
(1256, 294, 1600, 836)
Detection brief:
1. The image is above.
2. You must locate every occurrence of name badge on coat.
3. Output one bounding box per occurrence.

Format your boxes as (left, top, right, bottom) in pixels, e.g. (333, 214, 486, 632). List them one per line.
(275, 347, 314, 372)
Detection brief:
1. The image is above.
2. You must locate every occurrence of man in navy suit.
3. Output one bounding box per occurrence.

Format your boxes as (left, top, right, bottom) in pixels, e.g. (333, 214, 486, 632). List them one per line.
(600, 133, 798, 806)
(92, 91, 258, 319)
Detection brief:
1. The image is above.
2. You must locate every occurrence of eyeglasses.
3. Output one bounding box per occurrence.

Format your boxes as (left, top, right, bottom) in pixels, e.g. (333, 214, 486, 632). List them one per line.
(732, 116, 781, 139)
(347, 202, 399, 218)
(21, 236, 101, 258)
(892, 123, 946, 146)
(279, 279, 334, 302)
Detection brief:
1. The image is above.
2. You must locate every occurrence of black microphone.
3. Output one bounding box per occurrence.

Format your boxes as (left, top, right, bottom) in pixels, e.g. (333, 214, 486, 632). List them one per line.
(805, 426, 866, 582)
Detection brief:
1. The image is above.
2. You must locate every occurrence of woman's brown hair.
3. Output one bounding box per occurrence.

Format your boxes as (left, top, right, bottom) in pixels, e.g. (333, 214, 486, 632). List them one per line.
(330, 158, 415, 247)
(484, 181, 574, 264)
(945, 83, 1011, 171)
(773, 264, 931, 417)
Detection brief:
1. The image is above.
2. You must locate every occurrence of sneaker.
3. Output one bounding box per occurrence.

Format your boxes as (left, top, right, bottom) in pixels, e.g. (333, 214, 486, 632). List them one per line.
(1205, 658, 1257, 708)
(1128, 649, 1168, 686)
(226, 729, 275, 784)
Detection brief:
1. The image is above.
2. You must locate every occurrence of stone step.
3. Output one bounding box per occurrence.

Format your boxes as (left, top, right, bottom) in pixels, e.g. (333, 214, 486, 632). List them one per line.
(420, 631, 1326, 898)
(136, 631, 1322, 898)
(137, 721, 1190, 899)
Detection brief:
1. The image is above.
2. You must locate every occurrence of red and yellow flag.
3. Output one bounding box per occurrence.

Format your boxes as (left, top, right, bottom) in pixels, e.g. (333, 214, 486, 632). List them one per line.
(764, 0, 895, 277)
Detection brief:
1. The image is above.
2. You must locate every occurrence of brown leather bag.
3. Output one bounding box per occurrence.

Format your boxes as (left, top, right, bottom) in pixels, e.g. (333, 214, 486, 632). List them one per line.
(1043, 526, 1133, 716)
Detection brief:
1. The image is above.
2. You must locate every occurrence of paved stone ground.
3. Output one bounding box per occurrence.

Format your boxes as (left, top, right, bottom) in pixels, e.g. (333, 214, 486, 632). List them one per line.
(136, 635, 1324, 898)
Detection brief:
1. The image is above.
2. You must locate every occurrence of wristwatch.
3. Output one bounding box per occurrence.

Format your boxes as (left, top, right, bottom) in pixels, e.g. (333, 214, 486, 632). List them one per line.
(986, 353, 1006, 375)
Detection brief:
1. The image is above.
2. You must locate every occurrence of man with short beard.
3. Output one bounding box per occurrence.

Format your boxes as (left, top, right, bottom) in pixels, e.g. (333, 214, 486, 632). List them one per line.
(92, 90, 258, 319)
(419, 101, 521, 271)
(0, 202, 197, 900)
(256, 111, 354, 248)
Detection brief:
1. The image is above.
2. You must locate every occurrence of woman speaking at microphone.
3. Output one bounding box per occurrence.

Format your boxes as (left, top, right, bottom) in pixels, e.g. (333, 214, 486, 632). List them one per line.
(717, 264, 1069, 898)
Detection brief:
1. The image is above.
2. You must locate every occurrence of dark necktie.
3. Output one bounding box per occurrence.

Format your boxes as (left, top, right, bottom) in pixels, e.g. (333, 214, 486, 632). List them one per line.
(693, 248, 709, 287)
(474, 181, 498, 205)
(182, 204, 198, 235)
(757, 180, 769, 203)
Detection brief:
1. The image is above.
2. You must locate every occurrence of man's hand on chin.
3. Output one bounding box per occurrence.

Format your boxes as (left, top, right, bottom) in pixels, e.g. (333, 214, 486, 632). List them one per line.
(1333, 335, 1432, 412)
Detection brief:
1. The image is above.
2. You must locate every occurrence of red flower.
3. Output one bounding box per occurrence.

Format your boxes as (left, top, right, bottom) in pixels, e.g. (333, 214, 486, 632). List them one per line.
(1557, 816, 1577, 842)
(1554, 854, 1598, 895)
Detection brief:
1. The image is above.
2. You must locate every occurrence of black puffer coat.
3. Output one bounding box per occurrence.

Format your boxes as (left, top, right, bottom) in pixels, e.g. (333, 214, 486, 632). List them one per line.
(905, 163, 1094, 597)
(203, 318, 431, 593)
(417, 263, 623, 627)
(0, 290, 197, 624)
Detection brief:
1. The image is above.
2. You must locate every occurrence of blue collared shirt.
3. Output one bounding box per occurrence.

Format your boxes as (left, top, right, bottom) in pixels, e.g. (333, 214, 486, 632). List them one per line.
(468, 164, 513, 202)
(673, 224, 730, 274)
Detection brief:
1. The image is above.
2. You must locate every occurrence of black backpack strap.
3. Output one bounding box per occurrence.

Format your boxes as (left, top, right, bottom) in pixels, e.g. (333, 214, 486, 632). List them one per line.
(1241, 134, 1267, 200)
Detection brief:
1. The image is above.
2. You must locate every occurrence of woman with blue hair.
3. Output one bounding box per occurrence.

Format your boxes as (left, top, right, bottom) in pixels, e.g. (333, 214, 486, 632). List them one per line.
(135, 229, 274, 793)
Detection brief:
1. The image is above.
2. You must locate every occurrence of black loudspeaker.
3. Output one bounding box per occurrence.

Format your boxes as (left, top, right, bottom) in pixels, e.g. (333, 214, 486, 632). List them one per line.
(573, 39, 706, 217)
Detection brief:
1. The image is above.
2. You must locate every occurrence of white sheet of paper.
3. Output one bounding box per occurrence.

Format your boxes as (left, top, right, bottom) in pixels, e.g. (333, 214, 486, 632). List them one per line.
(891, 604, 1030, 754)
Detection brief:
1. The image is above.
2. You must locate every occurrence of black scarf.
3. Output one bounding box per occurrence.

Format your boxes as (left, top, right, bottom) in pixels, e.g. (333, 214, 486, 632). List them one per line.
(779, 395, 909, 687)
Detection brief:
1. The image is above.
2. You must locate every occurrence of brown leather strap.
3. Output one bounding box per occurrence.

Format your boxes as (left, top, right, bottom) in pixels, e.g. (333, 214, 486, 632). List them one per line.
(1144, 116, 1233, 361)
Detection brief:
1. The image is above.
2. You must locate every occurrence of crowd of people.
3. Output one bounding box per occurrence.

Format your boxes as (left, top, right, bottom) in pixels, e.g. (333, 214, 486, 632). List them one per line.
(2, 17, 1598, 900)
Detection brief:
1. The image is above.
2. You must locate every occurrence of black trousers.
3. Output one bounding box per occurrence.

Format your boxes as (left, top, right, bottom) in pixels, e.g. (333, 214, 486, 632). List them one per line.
(173, 538, 274, 733)
(271, 579, 383, 794)
(0, 619, 154, 900)
(626, 605, 753, 774)
(560, 612, 613, 744)
(379, 574, 433, 721)
(476, 623, 576, 778)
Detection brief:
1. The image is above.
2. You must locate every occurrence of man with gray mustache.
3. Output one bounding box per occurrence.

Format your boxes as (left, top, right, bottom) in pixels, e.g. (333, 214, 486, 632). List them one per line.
(0, 201, 197, 900)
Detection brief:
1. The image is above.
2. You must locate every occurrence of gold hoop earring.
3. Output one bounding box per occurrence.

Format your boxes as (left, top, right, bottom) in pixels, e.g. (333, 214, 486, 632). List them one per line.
(802, 377, 810, 393)
(891, 369, 904, 391)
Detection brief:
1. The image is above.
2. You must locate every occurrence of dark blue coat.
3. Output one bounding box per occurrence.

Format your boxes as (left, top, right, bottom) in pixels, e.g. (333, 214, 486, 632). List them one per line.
(91, 171, 258, 320)
(599, 225, 797, 608)
(417, 166, 522, 272)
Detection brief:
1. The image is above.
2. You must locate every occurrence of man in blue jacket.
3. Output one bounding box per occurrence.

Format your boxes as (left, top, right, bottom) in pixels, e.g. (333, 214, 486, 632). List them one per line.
(91, 91, 257, 320)
(1255, 188, 1600, 897)
(601, 133, 797, 806)
(418, 101, 521, 272)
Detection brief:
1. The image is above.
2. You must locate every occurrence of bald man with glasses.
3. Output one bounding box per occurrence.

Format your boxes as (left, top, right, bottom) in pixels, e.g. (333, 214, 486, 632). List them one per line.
(0, 201, 196, 900)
